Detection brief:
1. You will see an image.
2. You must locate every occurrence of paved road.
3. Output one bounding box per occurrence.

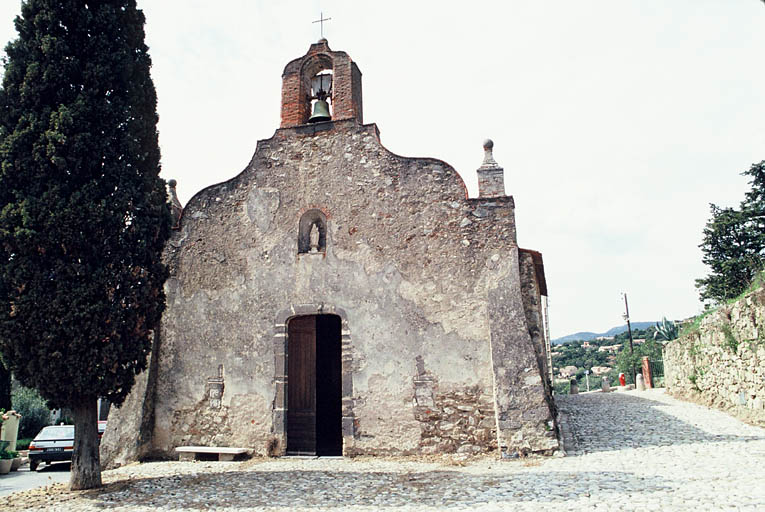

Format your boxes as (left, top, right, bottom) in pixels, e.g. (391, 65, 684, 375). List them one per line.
(0, 461, 70, 497)
(3, 388, 765, 510)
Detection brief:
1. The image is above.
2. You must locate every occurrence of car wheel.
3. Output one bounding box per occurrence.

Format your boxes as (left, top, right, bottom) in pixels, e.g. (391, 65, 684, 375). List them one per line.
(30, 460, 39, 471)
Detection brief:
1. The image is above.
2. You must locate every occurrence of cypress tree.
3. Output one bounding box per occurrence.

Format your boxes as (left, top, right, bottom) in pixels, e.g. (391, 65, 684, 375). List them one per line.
(0, 0, 170, 489)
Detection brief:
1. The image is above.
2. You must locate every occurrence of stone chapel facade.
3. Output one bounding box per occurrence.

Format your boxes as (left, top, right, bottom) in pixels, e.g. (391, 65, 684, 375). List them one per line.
(101, 40, 559, 466)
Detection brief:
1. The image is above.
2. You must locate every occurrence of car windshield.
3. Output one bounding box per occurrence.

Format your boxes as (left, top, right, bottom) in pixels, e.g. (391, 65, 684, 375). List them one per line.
(34, 426, 74, 440)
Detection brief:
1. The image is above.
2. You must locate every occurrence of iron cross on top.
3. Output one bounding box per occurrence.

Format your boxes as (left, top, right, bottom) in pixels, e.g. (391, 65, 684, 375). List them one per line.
(313, 12, 331, 39)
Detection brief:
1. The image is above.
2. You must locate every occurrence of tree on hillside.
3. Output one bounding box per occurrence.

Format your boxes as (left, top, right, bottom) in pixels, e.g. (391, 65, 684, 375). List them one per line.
(615, 338, 662, 385)
(0, 0, 170, 490)
(696, 161, 765, 303)
(741, 161, 765, 248)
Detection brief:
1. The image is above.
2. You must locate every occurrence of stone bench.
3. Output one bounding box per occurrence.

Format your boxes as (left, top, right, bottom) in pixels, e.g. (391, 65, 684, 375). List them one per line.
(175, 446, 249, 462)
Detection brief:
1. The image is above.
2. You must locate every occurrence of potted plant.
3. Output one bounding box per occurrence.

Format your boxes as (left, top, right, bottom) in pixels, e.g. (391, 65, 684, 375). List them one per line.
(0, 441, 11, 475)
(10, 451, 21, 471)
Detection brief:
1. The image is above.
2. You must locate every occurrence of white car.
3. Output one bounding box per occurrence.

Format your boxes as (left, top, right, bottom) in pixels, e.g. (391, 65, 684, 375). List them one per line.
(28, 425, 74, 471)
(27, 422, 106, 471)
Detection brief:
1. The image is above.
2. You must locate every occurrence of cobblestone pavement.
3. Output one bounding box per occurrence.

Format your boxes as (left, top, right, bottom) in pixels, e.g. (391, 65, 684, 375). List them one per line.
(5, 388, 765, 511)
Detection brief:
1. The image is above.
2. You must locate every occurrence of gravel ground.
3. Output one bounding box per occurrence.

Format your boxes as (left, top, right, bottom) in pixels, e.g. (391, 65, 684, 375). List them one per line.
(4, 388, 765, 511)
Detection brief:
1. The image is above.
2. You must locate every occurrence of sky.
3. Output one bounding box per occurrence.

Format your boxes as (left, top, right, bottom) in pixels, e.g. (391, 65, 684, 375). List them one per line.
(0, 1, 763, 339)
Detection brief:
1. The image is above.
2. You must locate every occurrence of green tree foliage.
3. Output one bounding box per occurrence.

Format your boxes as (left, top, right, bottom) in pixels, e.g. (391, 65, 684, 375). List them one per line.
(0, 358, 10, 412)
(696, 161, 765, 303)
(553, 379, 570, 395)
(552, 341, 611, 372)
(615, 337, 663, 385)
(0, 0, 170, 489)
(11, 384, 51, 438)
(742, 161, 765, 248)
(552, 328, 665, 389)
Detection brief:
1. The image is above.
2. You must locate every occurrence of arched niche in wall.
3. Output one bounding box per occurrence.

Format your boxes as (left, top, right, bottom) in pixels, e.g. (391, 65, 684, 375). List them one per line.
(298, 209, 327, 254)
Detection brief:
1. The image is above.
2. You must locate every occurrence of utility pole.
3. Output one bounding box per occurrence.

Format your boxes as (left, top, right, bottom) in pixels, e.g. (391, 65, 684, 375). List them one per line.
(622, 293, 636, 384)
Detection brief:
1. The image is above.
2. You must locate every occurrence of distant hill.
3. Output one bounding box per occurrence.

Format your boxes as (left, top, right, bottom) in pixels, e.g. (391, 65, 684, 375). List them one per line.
(552, 322, 656, 344)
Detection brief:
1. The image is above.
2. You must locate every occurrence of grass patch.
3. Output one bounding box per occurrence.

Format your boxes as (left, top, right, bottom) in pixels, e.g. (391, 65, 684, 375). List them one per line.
(688, 338, 704, 358)
(682, 269, 765, 339)
(688, 372, 699, 390)
(722, 323, 739, 353)
(746, 331, 765, 352)
(688, 366, 707, 392)
(735, 269, 765, 301)
(680, 311, 713, 338)
(720, 269, 765, 308)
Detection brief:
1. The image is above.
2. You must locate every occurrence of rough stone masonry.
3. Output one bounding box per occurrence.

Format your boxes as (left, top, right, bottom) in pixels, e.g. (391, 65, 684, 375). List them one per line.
(664, 285, 765, 426)
(101, 39, 558, 467)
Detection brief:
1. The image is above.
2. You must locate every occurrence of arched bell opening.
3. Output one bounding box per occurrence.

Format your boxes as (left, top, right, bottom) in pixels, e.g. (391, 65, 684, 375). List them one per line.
(279, 42, 364, 129)
(300, 55, 334, 124)
(308, 70, 333, 123)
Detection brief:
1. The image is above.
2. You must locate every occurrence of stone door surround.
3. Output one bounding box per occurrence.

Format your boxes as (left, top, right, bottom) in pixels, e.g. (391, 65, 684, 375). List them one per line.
(272, 304, 354, 455)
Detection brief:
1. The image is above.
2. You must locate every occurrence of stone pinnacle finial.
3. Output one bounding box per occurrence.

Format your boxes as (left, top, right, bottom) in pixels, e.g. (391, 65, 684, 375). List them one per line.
(481, 139, 498, 168)
(476, 138, 506, 198)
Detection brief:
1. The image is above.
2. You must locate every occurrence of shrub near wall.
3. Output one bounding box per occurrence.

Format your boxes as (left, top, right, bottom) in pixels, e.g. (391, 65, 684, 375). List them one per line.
(11, 386, 52, 438)
(664, 287, 765, 426)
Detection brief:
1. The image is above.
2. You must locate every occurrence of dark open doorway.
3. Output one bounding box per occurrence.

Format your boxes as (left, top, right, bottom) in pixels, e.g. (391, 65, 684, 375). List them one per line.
(287, 314, 342, 455)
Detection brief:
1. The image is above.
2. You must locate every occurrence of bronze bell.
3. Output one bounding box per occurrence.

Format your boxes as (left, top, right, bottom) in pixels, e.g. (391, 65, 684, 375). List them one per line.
(308, 99, 331, 123)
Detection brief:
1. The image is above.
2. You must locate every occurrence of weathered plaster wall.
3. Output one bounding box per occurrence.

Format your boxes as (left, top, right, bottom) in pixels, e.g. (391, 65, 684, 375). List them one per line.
(100, 331, 160, 467)
(664, 287, 765, 426)
(487, 251, 558, 455)
(102, 118, 557, 465)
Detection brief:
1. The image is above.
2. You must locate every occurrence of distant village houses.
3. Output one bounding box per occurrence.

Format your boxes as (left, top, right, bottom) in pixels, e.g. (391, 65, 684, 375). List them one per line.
(558, 366, 579, 378)
(590, 366, 611, 376)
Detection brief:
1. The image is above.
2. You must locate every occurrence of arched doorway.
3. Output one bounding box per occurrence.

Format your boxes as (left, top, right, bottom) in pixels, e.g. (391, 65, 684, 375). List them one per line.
(287, 314, 342, 455)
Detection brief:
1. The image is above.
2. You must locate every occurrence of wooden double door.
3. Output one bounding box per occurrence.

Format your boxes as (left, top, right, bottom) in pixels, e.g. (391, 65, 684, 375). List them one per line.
(287, 314, 342, 455)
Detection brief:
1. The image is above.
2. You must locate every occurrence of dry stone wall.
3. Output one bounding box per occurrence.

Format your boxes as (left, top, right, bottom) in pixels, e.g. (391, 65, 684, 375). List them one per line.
(664, 287, 765, 426)
(414, 386, 498, 454)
